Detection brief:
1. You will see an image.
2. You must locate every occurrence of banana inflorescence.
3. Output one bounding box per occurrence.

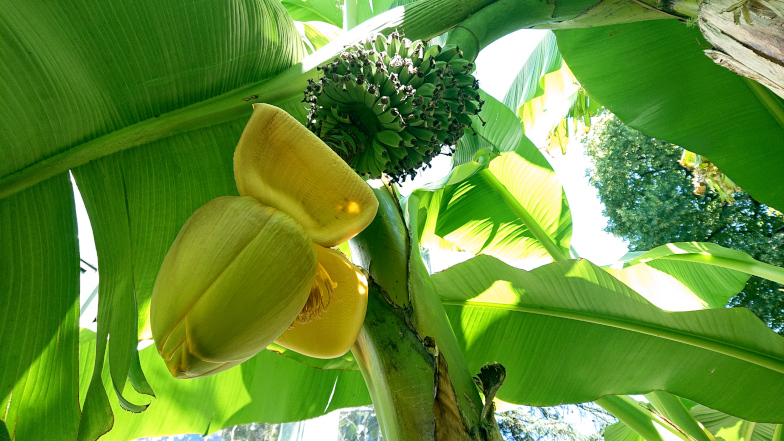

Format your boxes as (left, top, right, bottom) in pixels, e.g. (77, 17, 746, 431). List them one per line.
(151, 104, 377, 379)
(303, 31, 484, 182)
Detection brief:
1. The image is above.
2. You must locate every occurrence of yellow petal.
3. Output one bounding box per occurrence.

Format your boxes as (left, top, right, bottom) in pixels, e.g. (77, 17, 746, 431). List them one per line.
(233, 103, 378, 247)
(274, 245, 368, 359)
(151, 196, 316, 378)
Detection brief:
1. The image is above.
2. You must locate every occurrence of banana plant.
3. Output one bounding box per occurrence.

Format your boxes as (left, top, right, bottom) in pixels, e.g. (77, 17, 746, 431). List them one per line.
(2, 0, 784, 440)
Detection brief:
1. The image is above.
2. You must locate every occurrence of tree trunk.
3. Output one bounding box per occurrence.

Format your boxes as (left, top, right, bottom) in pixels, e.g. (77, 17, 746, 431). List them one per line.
(698, 0, 784, 98)
(349, 184, 504, 441)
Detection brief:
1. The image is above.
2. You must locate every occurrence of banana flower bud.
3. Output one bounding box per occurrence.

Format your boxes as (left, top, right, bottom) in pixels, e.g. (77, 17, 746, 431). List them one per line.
(152, 104, 378, 378)
(151, 196, 316, 378)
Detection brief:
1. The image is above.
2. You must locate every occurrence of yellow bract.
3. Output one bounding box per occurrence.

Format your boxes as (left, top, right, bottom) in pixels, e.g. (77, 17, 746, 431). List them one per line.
(151, 104, 377, 379)
(275, 245, 369, 359)
(150, 196, 316, 379)
(234, 103, 378, 247)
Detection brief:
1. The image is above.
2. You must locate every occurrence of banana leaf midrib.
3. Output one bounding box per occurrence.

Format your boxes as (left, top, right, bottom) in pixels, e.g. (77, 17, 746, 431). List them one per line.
(0, 80, 276, 201)
(440, 299, 784, 374)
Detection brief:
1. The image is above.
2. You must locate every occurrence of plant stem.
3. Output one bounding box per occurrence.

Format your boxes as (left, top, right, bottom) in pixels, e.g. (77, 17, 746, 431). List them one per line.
(351, 284, 438, 441)
(596, 395, 667, 441)
(349, 185, 411, 307)
(443, 0, 667, 61)
(646, 391, 717, 441)
(478, 169, 568, 261)
(444, 0, 559, 61)
(350, 185, 498, 440)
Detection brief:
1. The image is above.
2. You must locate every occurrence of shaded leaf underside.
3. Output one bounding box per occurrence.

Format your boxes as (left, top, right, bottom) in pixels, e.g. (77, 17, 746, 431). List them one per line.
(1, 0, 304, 438)
(77, 330, 370, 441)
(0, 176, 80, 441)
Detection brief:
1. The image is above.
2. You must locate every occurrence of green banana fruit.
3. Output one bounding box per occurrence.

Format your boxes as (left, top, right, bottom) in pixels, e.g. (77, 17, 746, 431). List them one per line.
(303, 32, 483, 181)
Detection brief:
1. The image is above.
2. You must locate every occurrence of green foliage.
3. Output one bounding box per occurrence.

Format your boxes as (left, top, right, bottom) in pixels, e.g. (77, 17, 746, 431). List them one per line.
(584, 116, 784, 333)
(4, 0, 784, 439)
(556, 20, 784, 212)
(77, 329, 370, 441)
(413, 92, 572, 267)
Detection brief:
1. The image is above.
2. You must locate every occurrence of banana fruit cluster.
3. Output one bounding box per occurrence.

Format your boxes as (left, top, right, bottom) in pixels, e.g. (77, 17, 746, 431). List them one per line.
(150, 104, 378, 379)
(303, 31, 484, 182)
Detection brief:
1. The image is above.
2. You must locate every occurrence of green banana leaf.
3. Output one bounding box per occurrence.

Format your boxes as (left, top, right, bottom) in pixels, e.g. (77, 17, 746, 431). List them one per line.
(0, 421, 9, 441)
(598, 396, 674, 441)
(416, 91, 571, 266)
(436, 144, 571, 265)
(432, 254, 784, 423)
(0, 176, 80, 441)
(454, 90, 525, 167)
(518, 61, 583, 153)
(599, 392, 716, 441)
(500, 30, 593, 151)
(77, 330, 370, 441)
(297, 21, 344, 54)
(282, 0, 344, 27)
(355, 0, 396, 25)
(603, 413, 663, 441)
(555, 20, 784, 212)
(643, 392, 714, 441)
(604, 242, 769, 311)
(502, 31, 564, 113)
(623, 242, 784, 285)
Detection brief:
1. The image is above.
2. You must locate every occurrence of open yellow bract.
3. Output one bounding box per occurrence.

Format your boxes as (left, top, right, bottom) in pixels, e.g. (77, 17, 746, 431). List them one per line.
(151, 104, 377, 379)
(275, 245, 369, 359)
(234, 103, 379, 247)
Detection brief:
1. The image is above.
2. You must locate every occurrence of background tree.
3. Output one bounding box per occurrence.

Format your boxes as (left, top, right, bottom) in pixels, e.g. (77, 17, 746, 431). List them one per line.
(496, 405, 614, 441)
(338, 406, 383, 441)
(584, 115, 784, 333)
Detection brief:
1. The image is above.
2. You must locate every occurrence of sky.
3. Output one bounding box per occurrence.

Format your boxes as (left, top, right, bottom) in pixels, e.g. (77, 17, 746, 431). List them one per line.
(72, 174, 99, 328)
